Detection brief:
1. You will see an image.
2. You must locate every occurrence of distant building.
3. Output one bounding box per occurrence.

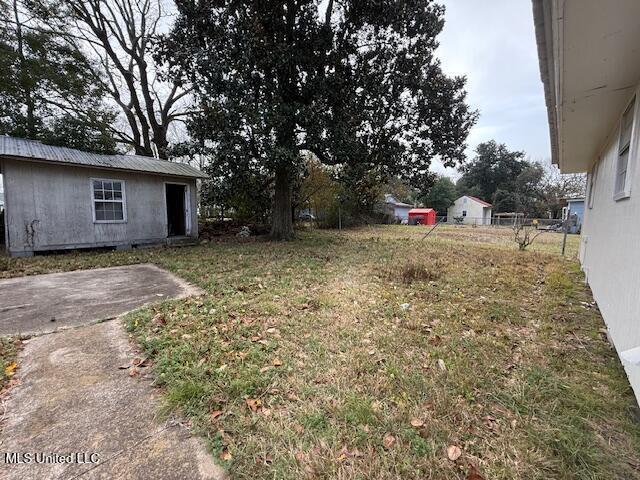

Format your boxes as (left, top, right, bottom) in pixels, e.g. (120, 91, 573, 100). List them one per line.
(384, 194, 413, 222)
(562, 197, 585, 234)
(447, 196, 492, 225)
(0, 137, 207, 257)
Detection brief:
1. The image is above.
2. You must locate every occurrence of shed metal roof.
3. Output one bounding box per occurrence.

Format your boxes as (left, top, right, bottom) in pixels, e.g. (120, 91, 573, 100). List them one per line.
(0, 136, 207, 179)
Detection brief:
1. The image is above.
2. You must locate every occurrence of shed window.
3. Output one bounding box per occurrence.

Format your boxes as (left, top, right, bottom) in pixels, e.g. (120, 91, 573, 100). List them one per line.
(462, 210, 467, 217)
(91, 179, 126, 222)
(615, 98, 635, 198)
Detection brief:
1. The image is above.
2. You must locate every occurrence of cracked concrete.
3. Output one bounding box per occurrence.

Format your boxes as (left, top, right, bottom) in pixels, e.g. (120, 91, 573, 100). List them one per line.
(0, 265, 224, 480)
(0, 264, 202, 336)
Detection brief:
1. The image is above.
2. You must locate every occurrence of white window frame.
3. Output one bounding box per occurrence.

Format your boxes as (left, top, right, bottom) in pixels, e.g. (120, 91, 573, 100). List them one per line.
(90, 178, 127, 223)
(614, 96, 636, 201)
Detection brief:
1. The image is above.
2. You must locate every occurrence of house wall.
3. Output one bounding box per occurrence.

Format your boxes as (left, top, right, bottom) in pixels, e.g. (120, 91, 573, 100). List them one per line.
(1, 158, 198, 255)
(581, 85, 640, 404)
(447, 197, 489, 225)
(393, 205, 411, 220)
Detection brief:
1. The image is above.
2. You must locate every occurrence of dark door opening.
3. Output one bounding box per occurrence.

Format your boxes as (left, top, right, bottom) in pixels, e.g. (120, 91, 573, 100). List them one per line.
(166, 184, 186, 237)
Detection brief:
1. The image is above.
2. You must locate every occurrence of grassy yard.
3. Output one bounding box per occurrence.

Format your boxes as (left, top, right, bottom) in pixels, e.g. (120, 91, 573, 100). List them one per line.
(2, 225, 640, 479)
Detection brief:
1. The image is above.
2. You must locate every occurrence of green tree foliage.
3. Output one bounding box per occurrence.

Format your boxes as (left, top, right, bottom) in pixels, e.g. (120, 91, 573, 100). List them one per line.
(456, 140, 528, 204)
(421, 175, 457, 214)
(163, 0, 477, 239)
(0, 0, 117, 153)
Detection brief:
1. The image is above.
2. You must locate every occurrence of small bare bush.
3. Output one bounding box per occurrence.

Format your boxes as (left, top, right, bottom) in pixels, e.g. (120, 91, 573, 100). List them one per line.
(513, 222, 545, 251)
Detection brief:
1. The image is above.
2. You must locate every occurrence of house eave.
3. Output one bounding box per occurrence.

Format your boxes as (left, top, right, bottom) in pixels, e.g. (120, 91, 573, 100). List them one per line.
(533, 0, 640, 174)
(532, 0, 560, 168)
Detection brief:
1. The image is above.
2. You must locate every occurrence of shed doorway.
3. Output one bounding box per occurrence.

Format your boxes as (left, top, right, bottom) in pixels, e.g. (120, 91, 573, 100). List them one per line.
(165, 183, 188, 237)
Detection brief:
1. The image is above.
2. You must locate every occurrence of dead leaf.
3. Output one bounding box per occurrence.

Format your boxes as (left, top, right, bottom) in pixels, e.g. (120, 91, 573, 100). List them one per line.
(4, 362, 16, 376)
(220, 448, 232, 461)
(447, 445, 462, 461)
(128, 367, 138, 377)
(410, 418, 424, 428)
(466, 463, 485, 480)
(272, 358, 283, 367)
(437, 359, 447, 371)
(383, 433, 395, 450)
(246, 398, 262, 412)
(210, 410, 223, 420)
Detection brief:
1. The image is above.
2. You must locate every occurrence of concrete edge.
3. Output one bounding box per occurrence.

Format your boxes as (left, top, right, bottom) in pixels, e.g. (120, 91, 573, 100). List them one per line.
(0, 264, 204, 338)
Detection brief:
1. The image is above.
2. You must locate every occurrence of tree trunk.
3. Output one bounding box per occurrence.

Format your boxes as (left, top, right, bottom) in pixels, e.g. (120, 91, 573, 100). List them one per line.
(13, 0, 36, 138)
(271, 165, 294, 240)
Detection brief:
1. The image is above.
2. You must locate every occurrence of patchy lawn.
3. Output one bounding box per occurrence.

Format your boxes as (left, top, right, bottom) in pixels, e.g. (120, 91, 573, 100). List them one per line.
(2, 226, 640, 479)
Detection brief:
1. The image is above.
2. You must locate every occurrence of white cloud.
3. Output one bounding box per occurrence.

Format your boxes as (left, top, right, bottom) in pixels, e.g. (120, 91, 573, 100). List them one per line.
(431, 0, 551, 179)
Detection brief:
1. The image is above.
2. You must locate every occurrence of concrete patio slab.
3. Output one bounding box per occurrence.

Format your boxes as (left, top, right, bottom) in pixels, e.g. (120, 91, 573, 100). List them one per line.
(0, 264, 202, 336)
(0, 319, 225, 480)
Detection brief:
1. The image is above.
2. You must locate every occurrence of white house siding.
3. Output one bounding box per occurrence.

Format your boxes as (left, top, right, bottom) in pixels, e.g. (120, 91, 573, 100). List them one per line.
(447, 196, 491, 225)
(393, 205, 411, 220)
(580, 86, 640, 400)
(1, 158, 198, 255)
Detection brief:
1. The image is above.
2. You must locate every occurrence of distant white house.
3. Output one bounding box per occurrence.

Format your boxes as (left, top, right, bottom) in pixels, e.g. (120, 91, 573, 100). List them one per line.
(384, 194, 412, 222)
(447, 196, 492, 225)
(534, 0, 640, 403)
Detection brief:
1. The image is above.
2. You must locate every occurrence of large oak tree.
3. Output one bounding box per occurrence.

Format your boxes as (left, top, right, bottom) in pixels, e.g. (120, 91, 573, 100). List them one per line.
(164, 0, 476, 239)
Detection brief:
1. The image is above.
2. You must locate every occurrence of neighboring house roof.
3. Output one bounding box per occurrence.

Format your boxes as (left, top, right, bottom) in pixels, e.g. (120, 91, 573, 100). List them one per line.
(466, 196, 492, 208)
(0, 136, 207, 179)
(384, 194, 412, 208)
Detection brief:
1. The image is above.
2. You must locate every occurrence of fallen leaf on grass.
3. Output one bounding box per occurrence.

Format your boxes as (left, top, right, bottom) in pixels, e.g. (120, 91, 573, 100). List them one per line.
(466, 463, 485, 480)
(447, 445, 462, 461)
(246, 398, 262, 412)
(410, 418, 424, 428)
(210, 410, 223, 420)
(272, 358, 283, 367)
(220, 448, 232, 461)
(437, 359, 447, 371)
(4, 362, 16, 376)
(383, 434, 396, 450)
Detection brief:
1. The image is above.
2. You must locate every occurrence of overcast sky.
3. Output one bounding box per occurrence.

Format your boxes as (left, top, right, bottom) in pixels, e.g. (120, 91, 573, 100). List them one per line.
(433, 0, 550, 177)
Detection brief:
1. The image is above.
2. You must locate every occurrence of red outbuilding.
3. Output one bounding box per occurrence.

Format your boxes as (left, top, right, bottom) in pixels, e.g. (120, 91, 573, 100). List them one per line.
(408, 208, 436, 225)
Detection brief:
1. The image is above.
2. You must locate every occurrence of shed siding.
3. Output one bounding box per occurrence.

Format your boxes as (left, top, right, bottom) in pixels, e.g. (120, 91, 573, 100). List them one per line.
(580, 84, 640, 403)
(2, 159, 198, 255)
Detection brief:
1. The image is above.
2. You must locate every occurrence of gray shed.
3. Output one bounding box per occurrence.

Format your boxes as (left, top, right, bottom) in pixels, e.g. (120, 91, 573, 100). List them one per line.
(0, 137, 207, 257)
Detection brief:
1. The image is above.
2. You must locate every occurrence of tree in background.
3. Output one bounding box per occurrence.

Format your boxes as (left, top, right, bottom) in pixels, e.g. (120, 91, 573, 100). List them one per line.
(27, 0, 193, 158)
(539, 163, 586, 218)
(0, 0, 117, 153)
(296, 154, 339, 221)
(163, 0, 476, 239)
(457, 140, 586, 217)
(421, 175, 457, 214)
(384, 176, 421, 205)
(457, 140, 528, 204)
